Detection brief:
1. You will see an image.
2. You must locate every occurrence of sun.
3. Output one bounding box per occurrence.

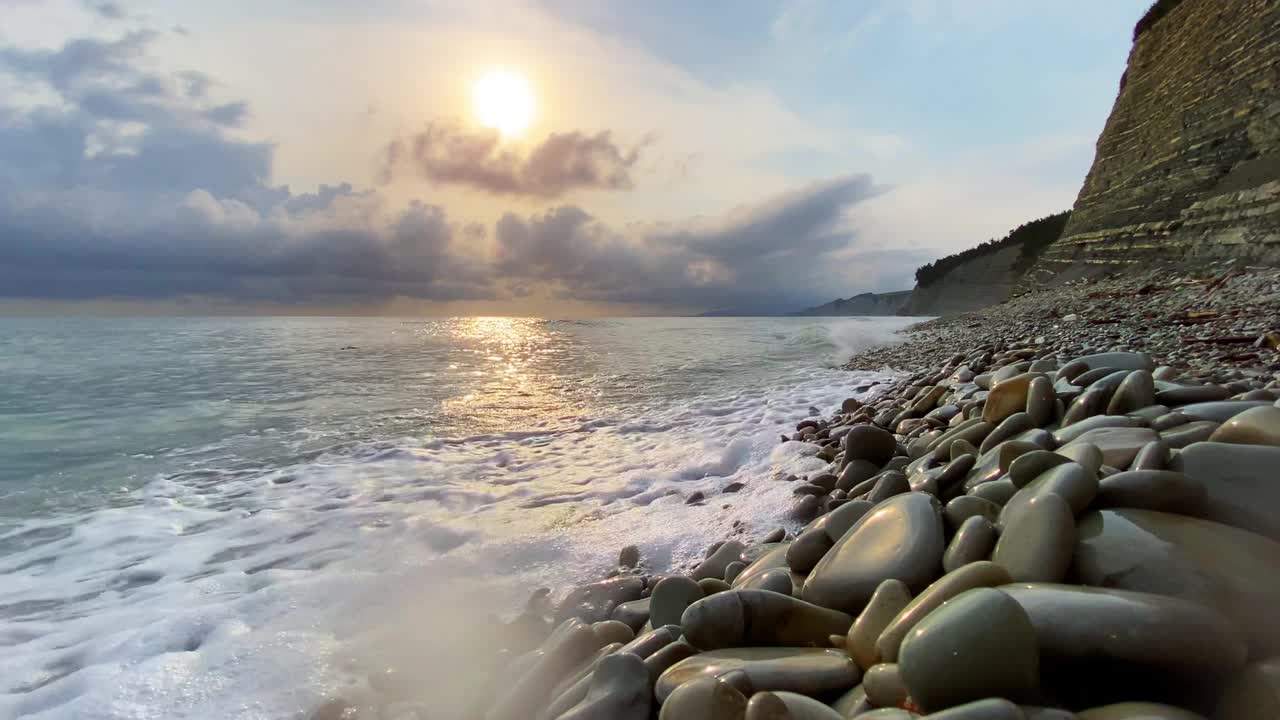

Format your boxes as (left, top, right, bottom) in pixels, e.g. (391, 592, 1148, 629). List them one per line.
(472, 70, 535, 137)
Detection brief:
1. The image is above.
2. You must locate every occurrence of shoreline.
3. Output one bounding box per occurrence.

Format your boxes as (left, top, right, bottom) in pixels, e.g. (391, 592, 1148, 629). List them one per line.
(444, 265, 1280, 720)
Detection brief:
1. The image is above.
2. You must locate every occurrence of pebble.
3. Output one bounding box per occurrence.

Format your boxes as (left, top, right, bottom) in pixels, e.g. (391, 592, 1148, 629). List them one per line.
(699, 578, 733, 595)
(1176, 401, 1273, 423)
(1107, 370, 1156, 415)
(733, 543, 791, 589)
(802, 493, 945, 613)
(1000, 462, 1096, 522)
(1155, 384, 1233, 405)
(1159, 420, 1220, 448)
(612, 598, 651, 630)
(1055, 443, 1103, 476)
(1129, 440, 1169, 470)
(651, 576, 706, 628)
(619, 545, 641, 569)
(863, 664, 909, 708)
(739, 567, 795, 596)
(983, 373, 1041, 423)
(680, 590, 854, 650)
(1094, 469, 1207, 515)
(1062, 427, 1158, 468)
(969, 478, 1018, 505)
(837, 460, 881, 492)
(655, 648, 859, 703)
(1006, 450, 1069, 488)
(942, 516, 998, 573)
(843, 425, 898, 467)
(876, 561, 1012, 663)
(746, 691, 845, 720)
(556, 653, 651, 720)
(847, 579, 913, 671)
(1208, 405, 1280, 446)
(557, 577, 646, 623)
(992, 494, 1076, 583)
(898, 587, 1040, 712)
(1000, 583, 1246, 677)
(1027, 376, 1056, 426)
(979, 412, 1035, 453)
(1074, 508, 1280, 654)
(658, 676, 748, 720)
(762, 528, 787, 544)
(1052, 415, 1138, 445)
(942, 496, 1001, 529)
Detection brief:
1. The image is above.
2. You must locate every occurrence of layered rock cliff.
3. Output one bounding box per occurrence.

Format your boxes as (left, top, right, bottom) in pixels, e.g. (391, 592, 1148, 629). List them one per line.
(1027, 0, 1280, 282)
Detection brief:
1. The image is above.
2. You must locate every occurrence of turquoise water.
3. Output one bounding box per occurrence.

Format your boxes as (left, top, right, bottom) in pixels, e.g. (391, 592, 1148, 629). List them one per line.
(0, 316, 912, 719)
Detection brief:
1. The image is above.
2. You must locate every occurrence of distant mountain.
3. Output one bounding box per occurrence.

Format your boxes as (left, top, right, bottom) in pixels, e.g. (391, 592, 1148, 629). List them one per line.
(786, 290, 913, 316)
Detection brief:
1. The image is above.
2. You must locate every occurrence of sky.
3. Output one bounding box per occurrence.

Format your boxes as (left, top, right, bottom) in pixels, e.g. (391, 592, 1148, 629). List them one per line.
(0, 0, 1150, 316)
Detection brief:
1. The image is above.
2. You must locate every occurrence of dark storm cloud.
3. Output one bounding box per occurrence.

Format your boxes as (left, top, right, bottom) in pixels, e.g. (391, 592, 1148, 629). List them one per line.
(492, 175, 886, 310)
(382, 122, 643, 198)
(1, 29, 894, 311)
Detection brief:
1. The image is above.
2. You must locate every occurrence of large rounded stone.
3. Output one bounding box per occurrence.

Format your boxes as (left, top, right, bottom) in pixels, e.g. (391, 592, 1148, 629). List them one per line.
(1130, 440, 1169, 470)
(875, 561, 1012, 663)
(1077, 703, 1205, 720)
(969, 478, 1018, 505)
(681, 590, 854, 650)
(655, 648, 859, 703)
(487, 618, 605, 720)
(1056, 442, 1103, 477)
(1155, 384, 1232, 406)
(651, 576, 706, 628)
(1095, 470, 1206, 515)
(993, 494, 1075, 583)
(1000, 583, 1246, 676)
(979, 413, 1035, 454)
(1209, 405, 1280, 447)
(1053, 415, 1140, 446)
(557, 653, 651, 720)
(943, 516, 997, 573)
(1075, 352, 1154, 372)
(837, 460, 883, 492)
(802, 493, 945, 613)
(844, 425, 897, 467)
(1073, 508, 1280, 654)
(1062, 427, 1158, 469)
(898, 588, 1040, 713)
(846, 579, 912, 671)
(1169, 442, 1280, 539)
(658, 676, 747, 720)
(1160, 421, 1220, 449)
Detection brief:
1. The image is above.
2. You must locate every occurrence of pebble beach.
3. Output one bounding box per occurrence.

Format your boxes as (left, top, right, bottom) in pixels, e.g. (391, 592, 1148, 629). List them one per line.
(455, 266, 1280, 720)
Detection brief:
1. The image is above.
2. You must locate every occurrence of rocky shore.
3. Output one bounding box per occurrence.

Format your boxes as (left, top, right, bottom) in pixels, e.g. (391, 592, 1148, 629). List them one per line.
(372, 267, 1280, 720)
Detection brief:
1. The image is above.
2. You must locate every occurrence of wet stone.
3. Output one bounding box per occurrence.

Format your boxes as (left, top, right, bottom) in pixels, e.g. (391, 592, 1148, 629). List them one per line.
(943, 496, 1001, 531)
(847, 578, 913, 671)
(658, 676, 748, 720)
(746, 691, 845, 720)
(651, 576, 705, 628)
(876, 561, 1013, 664)
(1095, 470, 1207, 515)
(898, 588, 1040, 713)
(943, 516, 998, 573)
(1076, 702, 1205, 720)
(863, 664, 909, 709)
(1208, 405, 1280, 447)
(992, 494, 1076, 583)
(655, 648, 859, 704)
(802, 493, 945, 613)
(681, 590, 854, 650)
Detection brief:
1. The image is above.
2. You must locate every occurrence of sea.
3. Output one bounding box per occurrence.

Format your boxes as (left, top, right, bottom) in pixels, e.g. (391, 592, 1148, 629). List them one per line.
(0, 315, 915, 720)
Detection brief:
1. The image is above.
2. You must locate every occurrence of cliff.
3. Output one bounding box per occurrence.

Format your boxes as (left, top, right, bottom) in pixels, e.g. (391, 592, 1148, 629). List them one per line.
(1026, 0, 1280, 283)
(788, 290, 913, 316)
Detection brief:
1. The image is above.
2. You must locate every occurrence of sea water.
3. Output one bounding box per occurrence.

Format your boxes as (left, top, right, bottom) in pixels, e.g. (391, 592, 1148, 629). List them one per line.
(0, 316, 915, 719)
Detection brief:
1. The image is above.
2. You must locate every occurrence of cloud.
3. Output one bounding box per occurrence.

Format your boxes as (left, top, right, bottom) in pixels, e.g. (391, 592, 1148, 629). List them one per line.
(382, 122, 644, 198)
(83, 0, 125, 20)
(1, 30, 893, 312)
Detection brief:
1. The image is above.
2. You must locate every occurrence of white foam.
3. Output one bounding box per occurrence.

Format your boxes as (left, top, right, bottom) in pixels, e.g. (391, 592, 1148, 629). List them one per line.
(0, 317, 911, 720)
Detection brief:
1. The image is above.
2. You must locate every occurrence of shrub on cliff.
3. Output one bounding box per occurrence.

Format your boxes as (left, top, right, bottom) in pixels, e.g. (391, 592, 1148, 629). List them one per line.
(1133, 0, 1185, 40)
(914, 211, 1071, 288)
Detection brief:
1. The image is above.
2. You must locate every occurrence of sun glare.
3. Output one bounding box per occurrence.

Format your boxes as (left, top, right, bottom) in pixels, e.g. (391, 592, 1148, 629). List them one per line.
(472, 70, 534, 137)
